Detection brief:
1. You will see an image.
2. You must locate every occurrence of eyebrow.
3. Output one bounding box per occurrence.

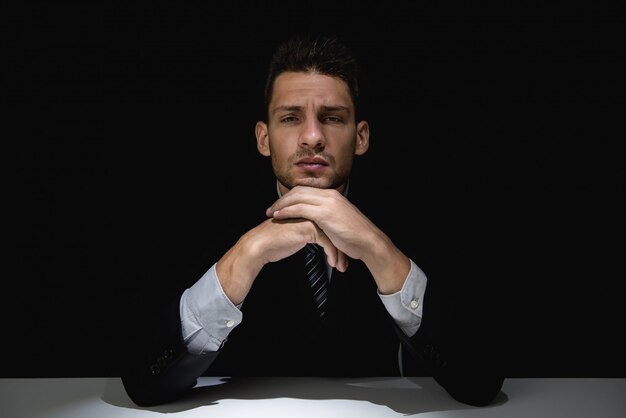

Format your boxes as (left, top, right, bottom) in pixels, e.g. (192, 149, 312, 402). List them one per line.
(272, 105, 351, 115)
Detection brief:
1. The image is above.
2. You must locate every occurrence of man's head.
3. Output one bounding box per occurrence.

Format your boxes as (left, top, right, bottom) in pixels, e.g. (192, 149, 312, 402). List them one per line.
(262, 36, 361, 119)
(256, 35, 370, 195)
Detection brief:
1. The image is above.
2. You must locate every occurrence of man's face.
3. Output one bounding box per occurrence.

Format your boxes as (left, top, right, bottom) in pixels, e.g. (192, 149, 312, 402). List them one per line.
(256, 71, 369, 195)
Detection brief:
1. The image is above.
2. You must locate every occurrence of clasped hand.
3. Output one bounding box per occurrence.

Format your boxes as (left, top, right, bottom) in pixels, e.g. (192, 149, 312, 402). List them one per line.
(217, 185, 407, 304)
(264, 185, 382, 271)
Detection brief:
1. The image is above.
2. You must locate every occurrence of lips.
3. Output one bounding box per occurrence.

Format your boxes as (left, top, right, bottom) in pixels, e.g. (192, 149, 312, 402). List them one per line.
(296, 157, 329, 166)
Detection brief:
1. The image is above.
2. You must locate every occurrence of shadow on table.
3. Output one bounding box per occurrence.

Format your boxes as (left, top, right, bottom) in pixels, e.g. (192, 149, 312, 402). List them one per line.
(102, 376, 508, 415)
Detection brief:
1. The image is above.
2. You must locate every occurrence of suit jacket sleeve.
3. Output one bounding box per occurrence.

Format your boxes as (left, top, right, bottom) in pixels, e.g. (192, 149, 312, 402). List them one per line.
(390, 259, 505, 407)
(121, 293, 220, 407)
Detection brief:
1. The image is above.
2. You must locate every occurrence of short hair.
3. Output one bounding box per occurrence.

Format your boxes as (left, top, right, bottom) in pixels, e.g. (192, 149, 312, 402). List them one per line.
(263, 35, 360, 119)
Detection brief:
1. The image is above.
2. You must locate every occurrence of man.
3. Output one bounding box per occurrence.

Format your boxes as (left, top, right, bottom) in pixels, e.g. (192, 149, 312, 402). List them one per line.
(121, 34, 504, 407)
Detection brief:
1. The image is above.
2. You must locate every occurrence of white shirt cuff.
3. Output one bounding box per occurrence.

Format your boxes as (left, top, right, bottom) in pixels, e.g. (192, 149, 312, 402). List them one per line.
(180, 263, 243, 354)
(378, 259, 427, 337)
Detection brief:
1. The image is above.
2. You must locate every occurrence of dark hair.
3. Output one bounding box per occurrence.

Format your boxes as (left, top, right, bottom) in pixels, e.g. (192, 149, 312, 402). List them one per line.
(263, 35, 360, 120)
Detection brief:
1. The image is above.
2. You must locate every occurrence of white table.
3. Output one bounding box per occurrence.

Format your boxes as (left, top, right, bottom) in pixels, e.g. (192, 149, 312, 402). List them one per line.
(1, 376, 625, 417)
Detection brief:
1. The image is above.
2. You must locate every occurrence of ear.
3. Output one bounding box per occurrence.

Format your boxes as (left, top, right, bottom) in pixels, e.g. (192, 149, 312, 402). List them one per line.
(255, 121, 271, 156)
(355, 121, 370, 156)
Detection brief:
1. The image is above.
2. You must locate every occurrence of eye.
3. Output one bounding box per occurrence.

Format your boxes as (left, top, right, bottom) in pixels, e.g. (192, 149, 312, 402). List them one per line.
(280, 116, 298, 123)
(323, 116, 343, 123)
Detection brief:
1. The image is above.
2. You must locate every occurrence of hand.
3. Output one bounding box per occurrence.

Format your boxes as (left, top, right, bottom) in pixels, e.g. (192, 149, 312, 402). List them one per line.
(266, 186, 410, 294)
(266, 186, 378, 262)
(217, 216, 345, 305)
(248, 217, 348, 270)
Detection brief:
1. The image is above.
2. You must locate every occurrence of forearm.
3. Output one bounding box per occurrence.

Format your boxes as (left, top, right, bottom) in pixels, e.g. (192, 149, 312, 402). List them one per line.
(122, 264, 244, 407)
(121, 294, 220, 407)
(181, 264, 243, 353)
(216, 232, 264, 305)
(378, 259, 426, 337)
(362, 229, 411, 295)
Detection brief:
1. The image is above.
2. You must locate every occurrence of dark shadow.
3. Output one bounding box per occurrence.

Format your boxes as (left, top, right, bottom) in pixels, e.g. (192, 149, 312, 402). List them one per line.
(102, 376, 508, 415)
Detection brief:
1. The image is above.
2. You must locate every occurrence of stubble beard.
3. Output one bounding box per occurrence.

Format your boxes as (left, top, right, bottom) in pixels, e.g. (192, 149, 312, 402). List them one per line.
(272, 151, 351, 191)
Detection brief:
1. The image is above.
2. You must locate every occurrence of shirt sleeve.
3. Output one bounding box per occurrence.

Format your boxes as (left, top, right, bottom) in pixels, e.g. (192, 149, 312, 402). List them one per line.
(179, 263, 243, 354)
(378, 259, 427, 337)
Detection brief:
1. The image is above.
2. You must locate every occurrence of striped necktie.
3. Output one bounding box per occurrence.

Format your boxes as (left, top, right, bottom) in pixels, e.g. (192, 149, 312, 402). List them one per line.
(304, 243, 329, 317)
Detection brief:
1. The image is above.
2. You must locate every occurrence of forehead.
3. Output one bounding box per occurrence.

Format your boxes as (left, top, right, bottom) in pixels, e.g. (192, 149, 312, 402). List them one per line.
(269, 72, 354, 109)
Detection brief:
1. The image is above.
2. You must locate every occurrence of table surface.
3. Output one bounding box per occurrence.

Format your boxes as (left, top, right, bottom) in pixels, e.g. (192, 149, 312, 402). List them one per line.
(1, 376, 625, 418)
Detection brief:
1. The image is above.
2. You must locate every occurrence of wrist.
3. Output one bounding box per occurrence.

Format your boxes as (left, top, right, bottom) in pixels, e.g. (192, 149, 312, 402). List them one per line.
(216, 234, 263, 305)
(363, 233, 410, 295)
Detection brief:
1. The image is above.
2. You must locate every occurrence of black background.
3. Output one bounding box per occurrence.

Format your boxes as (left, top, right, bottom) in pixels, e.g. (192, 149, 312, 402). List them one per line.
(6, 3, 625, 378)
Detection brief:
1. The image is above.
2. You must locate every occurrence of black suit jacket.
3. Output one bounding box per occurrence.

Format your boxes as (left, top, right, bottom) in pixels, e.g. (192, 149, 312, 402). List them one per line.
(121, 184, 505, 407)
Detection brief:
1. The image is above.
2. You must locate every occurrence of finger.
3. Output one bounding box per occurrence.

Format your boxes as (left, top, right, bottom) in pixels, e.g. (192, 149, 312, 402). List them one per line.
(314, 232, 339, 268)
(272, 203, 322, 223)
(266, 188, 327, 216)
(314, 231, 348, 272)
(336, 251, 349, 272)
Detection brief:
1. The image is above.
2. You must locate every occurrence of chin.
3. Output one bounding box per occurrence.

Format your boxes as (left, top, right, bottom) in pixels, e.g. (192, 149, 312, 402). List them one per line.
(293, 178, 333, 189)
(291, 175, 349, 191)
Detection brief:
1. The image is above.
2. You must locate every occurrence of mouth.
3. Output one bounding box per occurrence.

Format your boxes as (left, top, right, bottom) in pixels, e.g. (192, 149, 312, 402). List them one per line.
(295, 157, 329, 170)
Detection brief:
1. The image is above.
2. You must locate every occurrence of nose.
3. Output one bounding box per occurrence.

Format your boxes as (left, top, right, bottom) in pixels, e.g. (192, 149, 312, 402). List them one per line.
(299, 116, 325, 149)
